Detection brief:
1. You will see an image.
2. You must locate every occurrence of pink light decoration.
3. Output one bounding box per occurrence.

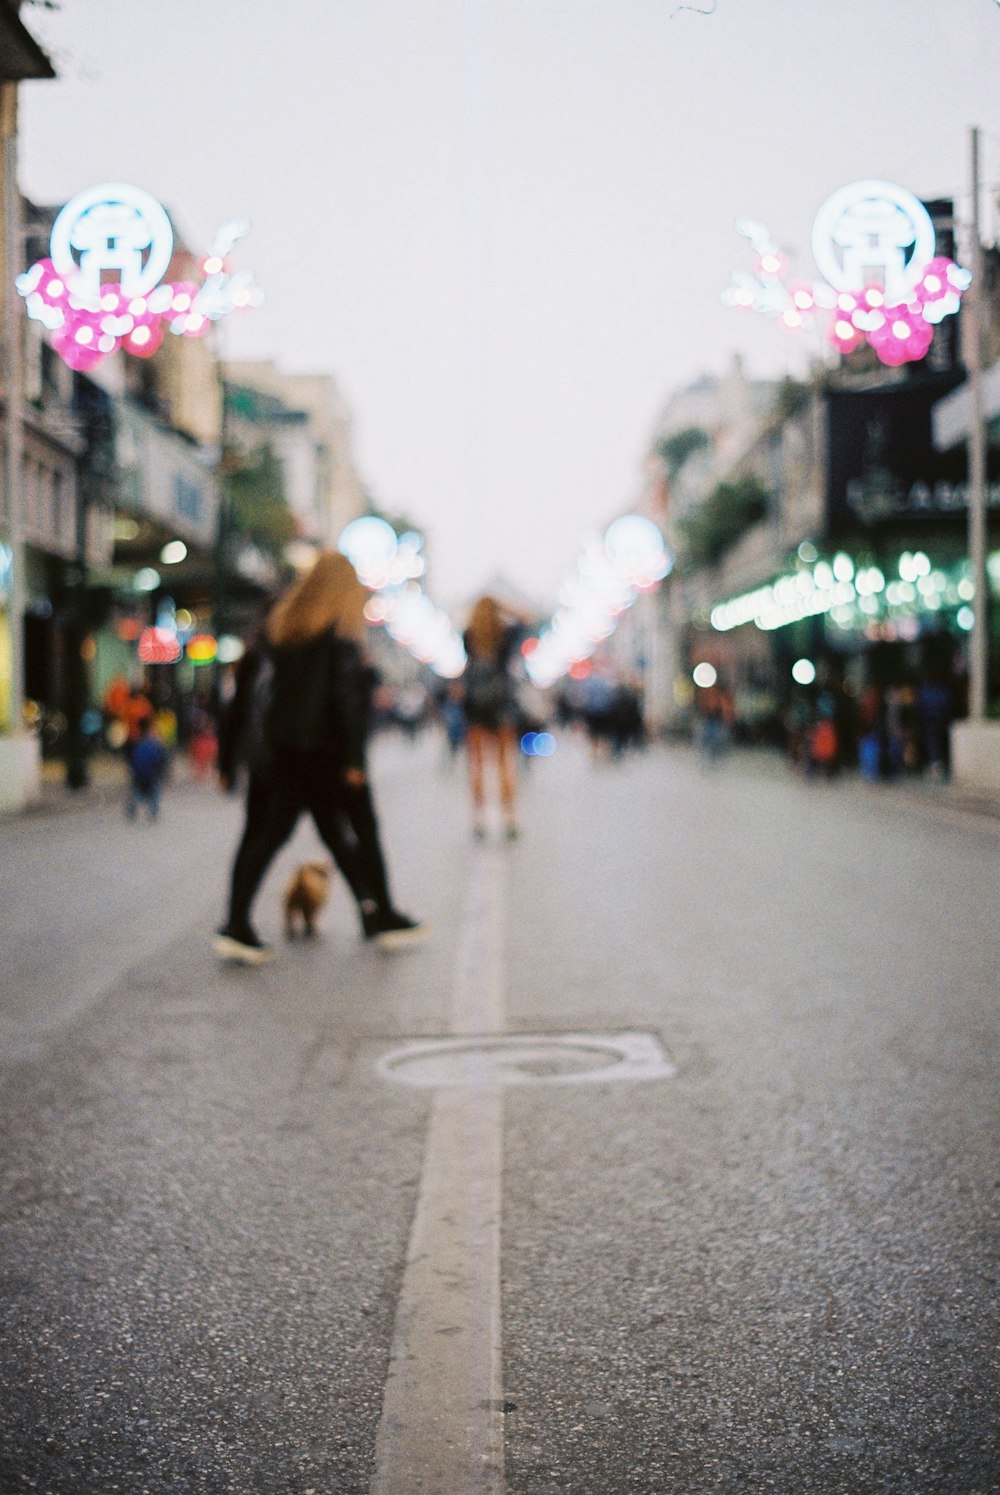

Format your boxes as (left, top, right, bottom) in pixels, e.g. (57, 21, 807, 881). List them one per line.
(18, 233, 259, 371)
(725, 224, 970, 368)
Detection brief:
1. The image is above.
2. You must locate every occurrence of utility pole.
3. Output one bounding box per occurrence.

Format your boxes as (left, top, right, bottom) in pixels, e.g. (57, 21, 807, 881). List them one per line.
(0, 78, 41, 811)
(966, 126, 989, 721)
(2, 83, 25, 739)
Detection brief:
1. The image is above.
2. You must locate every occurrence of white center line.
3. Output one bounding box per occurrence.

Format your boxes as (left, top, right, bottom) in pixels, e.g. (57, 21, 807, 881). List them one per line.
(372, 845, 507, 1494)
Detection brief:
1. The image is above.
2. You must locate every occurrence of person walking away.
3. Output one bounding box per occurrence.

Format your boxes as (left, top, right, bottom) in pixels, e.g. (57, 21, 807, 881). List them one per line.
(126, 716, 168, 821)
(461, 596, 525, 840)
(214, 551, 426, 965)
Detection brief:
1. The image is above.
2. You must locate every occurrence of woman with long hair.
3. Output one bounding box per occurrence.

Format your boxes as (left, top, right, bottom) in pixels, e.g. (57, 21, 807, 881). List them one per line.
(461, 595, 524, 840)
(215, 550, 425, 964)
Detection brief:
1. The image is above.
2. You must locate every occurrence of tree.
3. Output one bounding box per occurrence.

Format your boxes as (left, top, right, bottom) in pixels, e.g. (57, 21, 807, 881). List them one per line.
(677, 473, 771, 570)
(656, 425, 710, 476)
(223, 441, 295, 561)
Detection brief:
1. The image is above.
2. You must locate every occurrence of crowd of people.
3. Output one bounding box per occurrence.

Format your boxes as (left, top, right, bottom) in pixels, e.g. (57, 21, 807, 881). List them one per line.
(96, 550, 969, 962)
(782, 674, 960, 781)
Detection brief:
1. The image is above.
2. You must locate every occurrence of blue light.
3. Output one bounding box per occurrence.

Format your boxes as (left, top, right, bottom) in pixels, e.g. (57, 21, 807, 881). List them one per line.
(520, 732, 538, 756)
(533, 732, 557, 757)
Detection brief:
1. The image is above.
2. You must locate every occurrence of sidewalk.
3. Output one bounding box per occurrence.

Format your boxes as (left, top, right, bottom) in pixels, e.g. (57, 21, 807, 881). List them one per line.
(18, 742, 1000, 825)
(26, 751, 201, 816)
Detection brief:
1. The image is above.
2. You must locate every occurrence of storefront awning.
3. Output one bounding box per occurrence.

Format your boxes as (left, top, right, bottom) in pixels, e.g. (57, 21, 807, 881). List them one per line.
(933, 359, 1000, 451)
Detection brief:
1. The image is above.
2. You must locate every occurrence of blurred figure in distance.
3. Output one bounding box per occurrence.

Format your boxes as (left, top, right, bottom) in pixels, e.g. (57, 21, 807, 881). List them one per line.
(461, 595, 527, 840)
(125, 715, 168, 821)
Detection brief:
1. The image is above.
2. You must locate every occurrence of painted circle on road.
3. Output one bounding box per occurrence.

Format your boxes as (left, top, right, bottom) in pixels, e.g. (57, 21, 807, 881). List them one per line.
(378, 1031, 675, 1089)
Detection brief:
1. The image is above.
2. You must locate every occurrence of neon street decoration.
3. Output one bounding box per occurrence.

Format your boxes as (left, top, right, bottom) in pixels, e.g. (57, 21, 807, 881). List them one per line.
(337, 518, 465, 679)
(16, 183, 262, 372)
(708, 547, 992, 641)
(525, 516, 673, 688)
(724, 181, 971, 368)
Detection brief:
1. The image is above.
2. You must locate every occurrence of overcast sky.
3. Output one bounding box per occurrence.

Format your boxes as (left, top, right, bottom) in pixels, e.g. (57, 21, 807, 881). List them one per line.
(18, 0, 1000, 609)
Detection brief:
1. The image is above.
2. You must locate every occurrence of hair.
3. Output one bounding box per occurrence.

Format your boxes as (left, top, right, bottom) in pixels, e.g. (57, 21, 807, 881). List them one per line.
(465, 595, 505, 662)
(266, 550, 367, 649)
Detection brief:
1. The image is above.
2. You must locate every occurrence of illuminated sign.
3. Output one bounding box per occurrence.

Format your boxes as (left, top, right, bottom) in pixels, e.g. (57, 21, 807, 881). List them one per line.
(811, 180, 935, 304)
(16, 184, 261, 372)
(724, 180, 970, 368)
(137, 625, 182, 665)
(186, 634, 218, 663)
(50, 182, 174, 301)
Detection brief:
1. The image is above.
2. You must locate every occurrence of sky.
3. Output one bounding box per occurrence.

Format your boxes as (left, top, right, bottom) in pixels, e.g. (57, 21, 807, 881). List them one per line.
(17, 0, 1000, 610)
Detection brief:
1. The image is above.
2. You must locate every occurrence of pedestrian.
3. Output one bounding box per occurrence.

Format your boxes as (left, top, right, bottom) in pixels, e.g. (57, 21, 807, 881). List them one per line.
(460, 595, 525, 840)
(917, 672, 953, 779)
(125, 715, 168, 821)
(438, 680, 467, 762)
(697, 682, 733, 765)
(808, 714, 839, 777)
(122, 683, 154, 760)
(187, 695, 218, 781)
(214, 550, 426, 965)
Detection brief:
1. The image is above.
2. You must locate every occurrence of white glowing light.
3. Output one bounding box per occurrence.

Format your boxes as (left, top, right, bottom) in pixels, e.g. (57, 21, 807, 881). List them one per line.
(604, 514, 672, 583)
(957, 607, 975, 631)
(812, 180, 936, 303)
(791, 658, 816, 685)
(338, 516, 399, 583)
(217, 635, 245, 665)
(133, 567, 160, 592)
(50, 183, 174, 303)
(160, 540, 187, 564)
(692, 662, 717, 688)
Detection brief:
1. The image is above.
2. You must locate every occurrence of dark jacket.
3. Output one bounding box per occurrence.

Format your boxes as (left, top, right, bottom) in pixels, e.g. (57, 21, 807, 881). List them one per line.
(219, 629, 374, 781)
(267, 629, 373, 770)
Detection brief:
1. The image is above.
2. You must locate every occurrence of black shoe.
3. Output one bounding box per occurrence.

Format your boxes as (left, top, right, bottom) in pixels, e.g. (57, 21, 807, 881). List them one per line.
(214, 924, 273, 965)
(363, 908, 429, 949)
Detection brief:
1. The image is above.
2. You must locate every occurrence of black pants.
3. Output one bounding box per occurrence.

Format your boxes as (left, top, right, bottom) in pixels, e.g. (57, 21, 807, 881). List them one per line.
(226, 750, 392, 933)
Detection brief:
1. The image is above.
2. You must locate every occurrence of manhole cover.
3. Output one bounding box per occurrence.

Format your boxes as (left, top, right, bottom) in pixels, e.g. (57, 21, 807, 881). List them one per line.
(377, 1031, 675, 1089)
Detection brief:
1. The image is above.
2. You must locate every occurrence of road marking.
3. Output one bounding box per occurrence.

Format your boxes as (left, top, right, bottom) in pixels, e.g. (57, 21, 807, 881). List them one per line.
(379, 1031, 676, 1088)
(372, 845, 507, 1495)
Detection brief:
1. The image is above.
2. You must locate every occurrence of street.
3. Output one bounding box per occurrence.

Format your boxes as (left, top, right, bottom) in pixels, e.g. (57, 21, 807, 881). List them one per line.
(1, 732, 998, 1494)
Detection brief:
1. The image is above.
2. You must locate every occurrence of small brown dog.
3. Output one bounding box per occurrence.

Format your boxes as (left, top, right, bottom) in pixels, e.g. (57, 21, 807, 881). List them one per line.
(283, 860, 332, 938)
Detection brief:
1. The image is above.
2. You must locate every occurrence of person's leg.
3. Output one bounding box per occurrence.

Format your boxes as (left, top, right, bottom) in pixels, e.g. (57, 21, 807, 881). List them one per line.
(497, 725, 519, 835)
(307, 767, 425, 943)
(339, 780, 393, 910)
(307, 773, 386, 914)
(225, 772, 301, 936)
(466, 724, 487, 835)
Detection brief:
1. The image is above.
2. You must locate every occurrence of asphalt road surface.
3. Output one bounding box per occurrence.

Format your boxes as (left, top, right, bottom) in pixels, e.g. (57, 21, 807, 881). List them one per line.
(1, 732, 997, 1494)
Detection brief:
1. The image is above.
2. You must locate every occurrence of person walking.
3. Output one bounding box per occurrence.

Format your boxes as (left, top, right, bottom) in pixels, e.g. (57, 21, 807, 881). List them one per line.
(125, 716, 168, 821)
(214, 551, 426, 965)
(461, 595, 525, 841)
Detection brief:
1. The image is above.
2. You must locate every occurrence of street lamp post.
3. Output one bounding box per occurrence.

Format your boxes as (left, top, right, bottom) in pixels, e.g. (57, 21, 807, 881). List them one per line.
(0, 82, 40, 809)
(965, 126, 989, 722)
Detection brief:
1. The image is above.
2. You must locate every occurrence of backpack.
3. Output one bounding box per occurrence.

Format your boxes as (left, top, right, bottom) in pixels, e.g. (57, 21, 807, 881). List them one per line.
(130, 736, 166, 790)
(463, 655, 513, 718)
